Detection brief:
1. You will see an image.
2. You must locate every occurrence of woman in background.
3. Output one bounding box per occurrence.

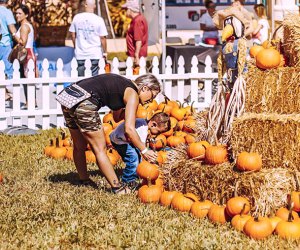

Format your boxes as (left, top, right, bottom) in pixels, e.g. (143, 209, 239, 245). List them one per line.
(14, 4, 37, 109)
(252, 4, 269, 45)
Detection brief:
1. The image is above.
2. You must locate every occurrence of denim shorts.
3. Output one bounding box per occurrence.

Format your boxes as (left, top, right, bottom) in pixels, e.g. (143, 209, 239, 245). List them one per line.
(62, 99, 102, 132)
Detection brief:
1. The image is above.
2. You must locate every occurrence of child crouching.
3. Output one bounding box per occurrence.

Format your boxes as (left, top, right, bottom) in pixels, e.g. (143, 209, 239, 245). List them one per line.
(110, 112, 171, 190)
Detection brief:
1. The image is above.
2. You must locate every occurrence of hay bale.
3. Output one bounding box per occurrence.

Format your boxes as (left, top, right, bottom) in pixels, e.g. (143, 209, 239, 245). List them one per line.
(230, 112, 300, 170)
(245, 66, 300, 114)
(283, 14, 300, 68)
(161, 157, 296, 217)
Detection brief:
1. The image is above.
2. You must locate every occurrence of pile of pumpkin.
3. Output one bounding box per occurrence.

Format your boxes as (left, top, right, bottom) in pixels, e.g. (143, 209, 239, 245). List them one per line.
(136, 159, 300, 240)
(43, 132, 122, 165)
(249, 40, 286, 70)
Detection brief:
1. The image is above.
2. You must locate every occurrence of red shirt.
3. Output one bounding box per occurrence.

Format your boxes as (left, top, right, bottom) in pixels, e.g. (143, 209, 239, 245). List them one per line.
(126, 14, 148, 58)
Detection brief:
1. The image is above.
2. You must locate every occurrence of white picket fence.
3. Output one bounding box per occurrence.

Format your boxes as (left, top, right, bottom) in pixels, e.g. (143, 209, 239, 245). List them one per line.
(0, 55, 218, 131)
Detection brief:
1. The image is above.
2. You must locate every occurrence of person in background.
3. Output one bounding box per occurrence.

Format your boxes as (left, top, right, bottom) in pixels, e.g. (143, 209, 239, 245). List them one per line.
(200, 0, 219, 45)
(122, 0, 148, 67)
(69, 0, 108, 77)
(110, 112, 170, 191)
(252, 4, 269, 45)
(0, 0, 17, 103)
(14, 4, 37, 109)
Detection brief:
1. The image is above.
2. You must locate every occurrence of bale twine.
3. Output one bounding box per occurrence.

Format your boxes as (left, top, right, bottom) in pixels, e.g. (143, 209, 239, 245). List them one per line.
(244, 66, 300, 114)
(230, 112, 300, 170)
(161, 156, 297, 217)
(283, 14, 300, 68)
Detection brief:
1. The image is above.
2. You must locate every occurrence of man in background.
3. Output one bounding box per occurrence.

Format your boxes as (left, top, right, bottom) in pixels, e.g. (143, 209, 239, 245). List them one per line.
(122, 0, 148, 67)
(200, 1, 219, 45)
(69, 0, 108, 76)
(0, 0, 17, 104)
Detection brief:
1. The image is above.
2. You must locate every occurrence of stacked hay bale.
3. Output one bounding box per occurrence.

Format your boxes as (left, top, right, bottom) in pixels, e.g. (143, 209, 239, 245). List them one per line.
(231, 14, 300, 170)
(162, 14, 300, 217)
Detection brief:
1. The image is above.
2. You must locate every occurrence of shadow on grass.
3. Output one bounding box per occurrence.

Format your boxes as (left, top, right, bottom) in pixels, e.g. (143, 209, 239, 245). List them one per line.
(46, 168, 124, 190)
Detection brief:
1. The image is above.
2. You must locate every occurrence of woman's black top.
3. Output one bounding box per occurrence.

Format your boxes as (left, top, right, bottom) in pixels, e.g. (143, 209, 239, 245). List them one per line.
(77, 73, 138, 110)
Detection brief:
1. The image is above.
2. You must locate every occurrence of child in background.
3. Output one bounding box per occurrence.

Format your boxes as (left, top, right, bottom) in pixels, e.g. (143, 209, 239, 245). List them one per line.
(252, 4, 269, 45)
(110, 112, 171, 191)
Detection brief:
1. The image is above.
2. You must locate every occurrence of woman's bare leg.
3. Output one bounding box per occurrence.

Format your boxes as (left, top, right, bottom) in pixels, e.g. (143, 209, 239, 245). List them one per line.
(69, 128, 89, 180)
(82, 128, 120, 188)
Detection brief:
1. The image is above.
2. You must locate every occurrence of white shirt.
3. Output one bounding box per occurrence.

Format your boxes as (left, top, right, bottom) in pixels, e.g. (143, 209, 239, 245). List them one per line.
(69, 12, 108, 60)
(253, 18, 269, 45)
(16, 23, 34, 49)
(110, 119, 148, 145)
(200, 12, 219, 40)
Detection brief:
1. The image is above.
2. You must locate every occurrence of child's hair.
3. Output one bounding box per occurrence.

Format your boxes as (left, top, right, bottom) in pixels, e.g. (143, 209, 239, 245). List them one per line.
(254, 4, 266, 18)
(134, 74, 161, 93)
(150, 112, 171, 132)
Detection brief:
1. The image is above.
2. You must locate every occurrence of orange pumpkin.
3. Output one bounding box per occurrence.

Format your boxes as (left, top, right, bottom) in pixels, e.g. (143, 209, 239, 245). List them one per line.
(275, 206, 300, 239)
(136, 161, 159, 181)
(85, 150, 96, 163)
(136, 105, 149, 119)
(231, 213, 252, 231)
(290, 191, 300, 212)
(269, 216, 282, 232)
(167, 135, 185, 147)
(205, 145, 228, 165)
(185, 134, 196, 144)
(182, 119, 196, 133)
(236, 151, 262, 171)
(50, 138, 67, 159)
(249, 45, 264, 58)
(107, 148, 118, 165)
(65, 146, 74, 161)
(102, 122, 113, 135)
(190, 199, 213, 219)
(146, 100, 158, 111)
(171, 193, 196, 212)
(44, 139, 55, 157)
(256, 48, 281, 70)
(170, 107, 186, 121)
(162, 127, 173, 137)
(160, 191, 178, 207)
(226, 196, 250, 217)
(157, 150, 168, 165)
(169, 117, 178, 129)
(276, 207, 299, 221)
(208, 204, 231, 224)
(102, 112, 114, 124)
(187, 142, 206, 159)
(149, 134, 167, 151)
(138, 179, 162, 203)
(243, 217, 273, 240)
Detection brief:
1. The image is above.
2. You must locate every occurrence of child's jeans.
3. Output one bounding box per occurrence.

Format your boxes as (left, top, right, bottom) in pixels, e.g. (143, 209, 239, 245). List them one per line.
(111, 142, 142, 183)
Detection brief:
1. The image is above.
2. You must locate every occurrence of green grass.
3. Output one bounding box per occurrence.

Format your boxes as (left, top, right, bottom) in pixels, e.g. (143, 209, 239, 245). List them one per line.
(0, 129, 299, 249)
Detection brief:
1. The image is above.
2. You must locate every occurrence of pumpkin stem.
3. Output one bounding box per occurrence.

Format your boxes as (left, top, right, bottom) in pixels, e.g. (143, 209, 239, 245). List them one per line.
(61, 131, 66, 140)
(49, 139, 53, 146)
(147, 177, 152, 187)
(288, 202, 295, 222)
(55, 137, 60, 147)
(293, 172, 300, 191)
(240, 203, 247, 216)
(254, 216, 259, 222)
(190, 101, 195, 114)
(176, 100, 182, 108)
(164, 95, 170, 103)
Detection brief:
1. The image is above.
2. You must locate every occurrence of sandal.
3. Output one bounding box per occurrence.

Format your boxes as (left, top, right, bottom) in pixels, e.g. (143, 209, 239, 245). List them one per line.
(111, 183, 131, 195)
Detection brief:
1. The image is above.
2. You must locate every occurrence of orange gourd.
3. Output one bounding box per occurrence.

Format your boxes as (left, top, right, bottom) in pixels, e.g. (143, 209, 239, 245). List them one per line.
(157, 150, 168, 165)
(44, 139, 55, 157)
(256, 48, 281, 70)
(50, 138, 67, 159)
(190, 198, 213, 219)
(208, 203, 231, 224)
(185, 134, 196, 144)
(205, 145, 228, 165)
(187, 142, 206, 160)
(243, 217, 273, 240)
(136, 161, 159, 181)
(85, 150, 96, 163)
(160, 191, 178, 207)
(138, 179, 162, 203)
(276, 206, 299, 221)
(236, 151, 262, 171)
(249, 45, 264, 58)
(167, 135, 185, 147)
(149, 134, 167, 151)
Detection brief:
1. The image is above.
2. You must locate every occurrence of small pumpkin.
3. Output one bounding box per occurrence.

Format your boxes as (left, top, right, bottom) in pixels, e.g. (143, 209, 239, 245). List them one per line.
(290, 174, 300, 212)
(65, 146, 74, 161)
(85, 150, 96, 163)
(182, 119, 196, 133)
(44, 139, 55, 157)
(276, 206, 299, 221)
(208, 203, 231, 224)
(185, 134, 196, 144)
(149, 135, 167, 151)
(136, 161, 159, 181)
(107, 148, 118, 165)
(243, 217, 273, 240)
(205, 145, 228, 165)
(171, 193, 196, 212)
(187, 142, 206, 160)
(275, 203, 300, 239)
(157, 150, 168, 165)
(138, 179, 162, 203)
(50, 138, 67, 159)
(269, 215, 282, 232)
(231, 213, 252, 231)
(249, 45, 264, 58)
(236, 151, 262, 171)
(256, 48, 281, 70)
(146, 99, 158, 111)
(160, 191, 178, 207)
(190, 199, 213, 219)
(167, 135, 185, 147)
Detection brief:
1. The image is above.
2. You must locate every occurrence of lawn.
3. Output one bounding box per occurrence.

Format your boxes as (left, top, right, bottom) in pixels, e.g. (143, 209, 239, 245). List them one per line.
(0, 129, 299, 249)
